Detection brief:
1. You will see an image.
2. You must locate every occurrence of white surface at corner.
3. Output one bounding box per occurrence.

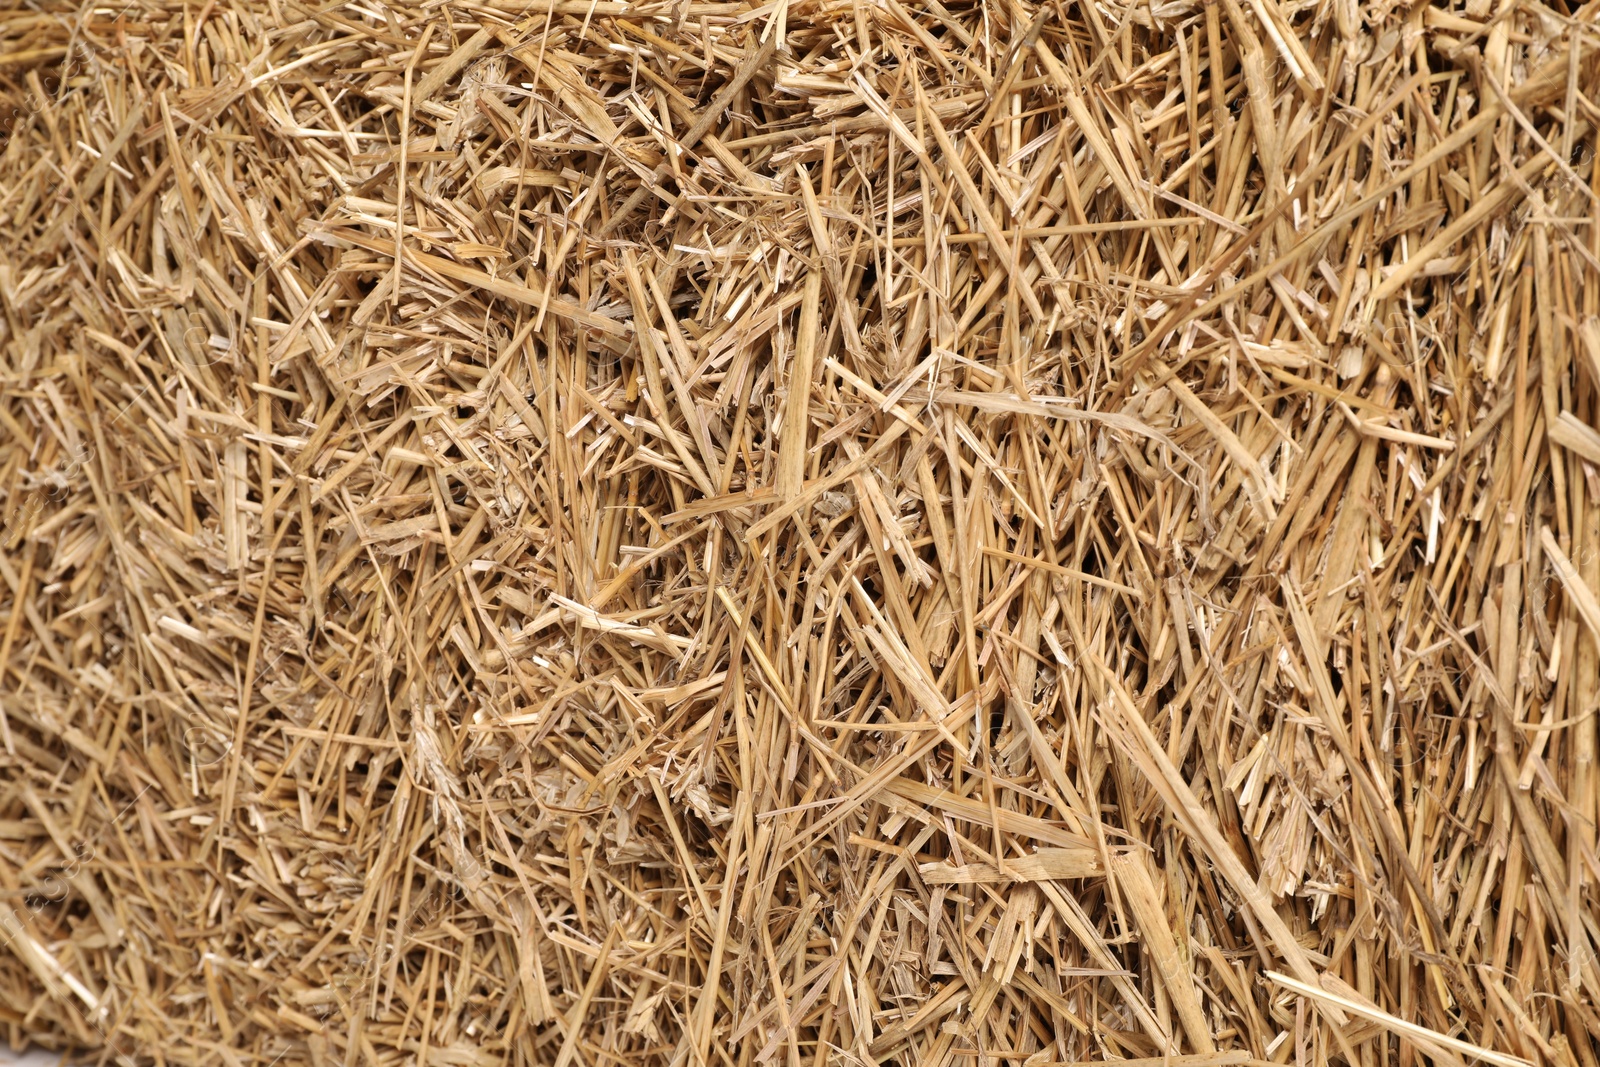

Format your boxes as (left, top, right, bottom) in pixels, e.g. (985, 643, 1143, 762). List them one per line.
(0, 1050, 63, 1066)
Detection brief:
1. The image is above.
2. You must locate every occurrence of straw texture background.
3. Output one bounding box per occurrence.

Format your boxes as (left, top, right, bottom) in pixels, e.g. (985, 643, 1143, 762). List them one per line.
(1, 0, 1599, 1065)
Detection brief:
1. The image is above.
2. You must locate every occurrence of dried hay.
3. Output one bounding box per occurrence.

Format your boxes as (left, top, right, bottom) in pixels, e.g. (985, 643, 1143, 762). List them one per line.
(1, 0, 1599, 1065)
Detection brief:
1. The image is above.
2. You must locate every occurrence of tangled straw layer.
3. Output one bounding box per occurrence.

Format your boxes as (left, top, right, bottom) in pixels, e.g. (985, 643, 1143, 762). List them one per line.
(2, 0, 1600, 1065)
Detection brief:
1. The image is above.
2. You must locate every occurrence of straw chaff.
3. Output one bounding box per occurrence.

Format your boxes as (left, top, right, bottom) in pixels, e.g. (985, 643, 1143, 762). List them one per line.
(2, 0, 1600, 1065)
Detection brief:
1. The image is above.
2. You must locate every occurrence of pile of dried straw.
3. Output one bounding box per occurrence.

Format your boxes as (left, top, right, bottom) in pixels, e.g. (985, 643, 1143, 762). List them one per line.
(2, 0, 1599, 1064)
